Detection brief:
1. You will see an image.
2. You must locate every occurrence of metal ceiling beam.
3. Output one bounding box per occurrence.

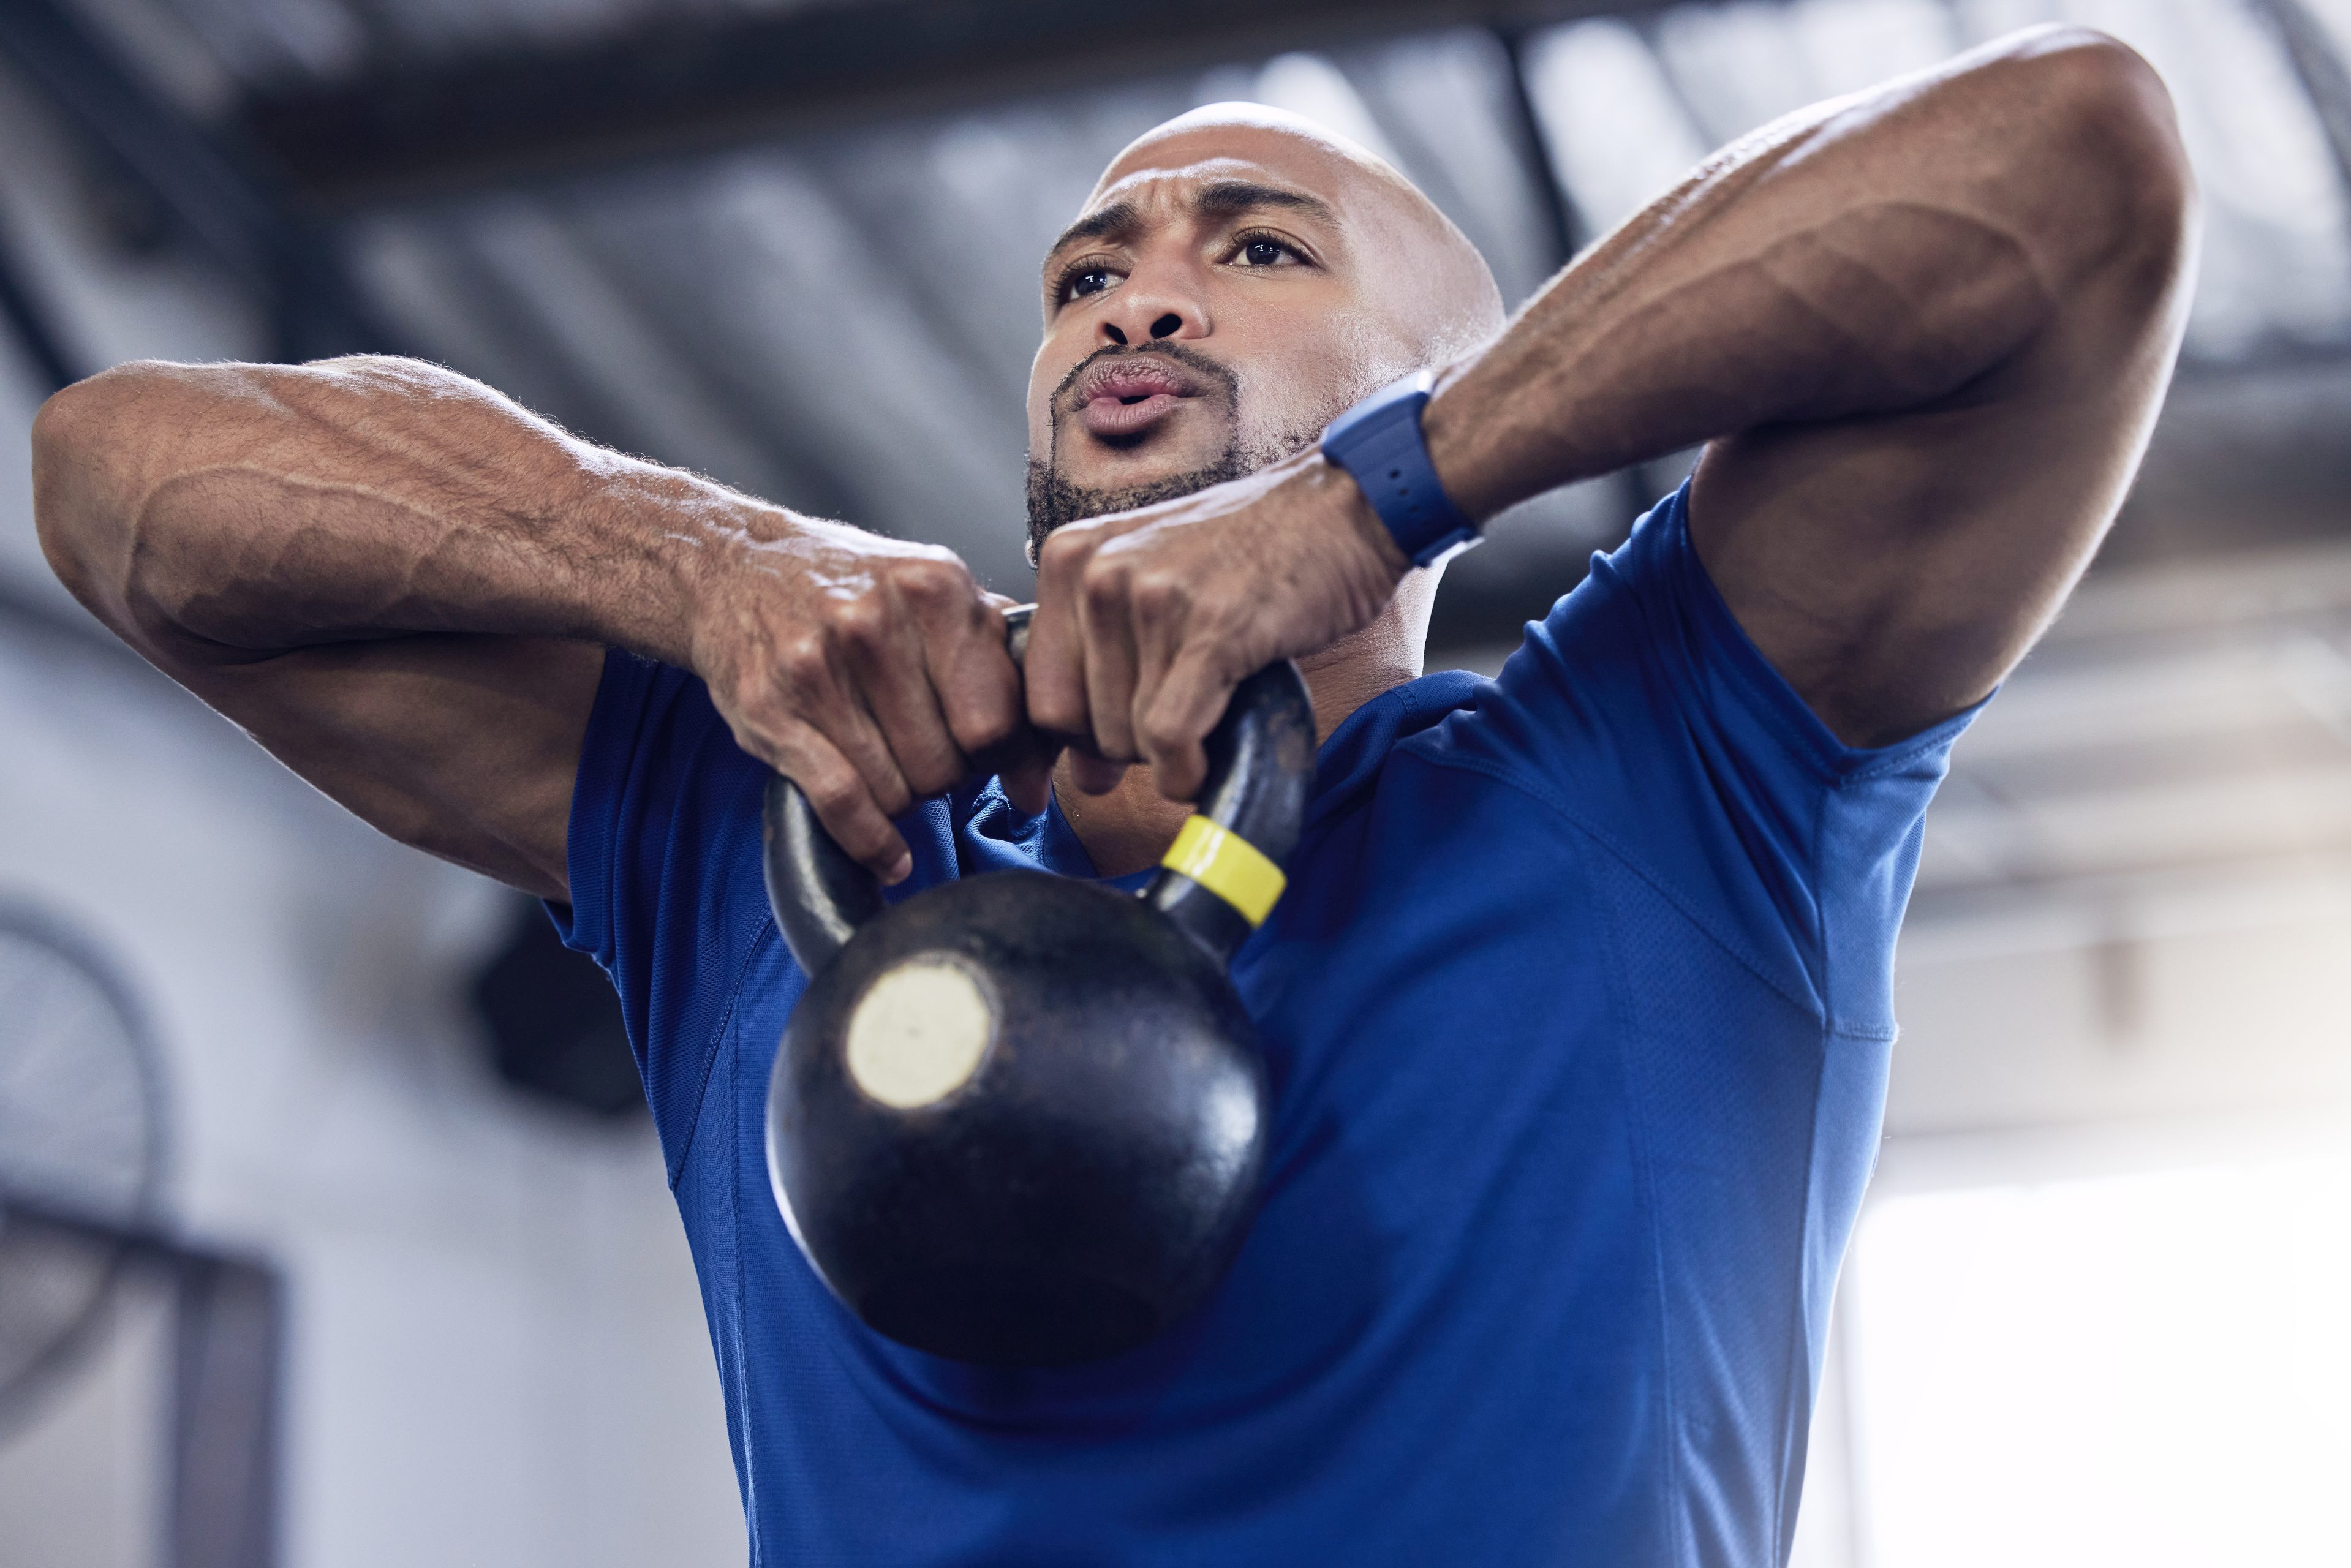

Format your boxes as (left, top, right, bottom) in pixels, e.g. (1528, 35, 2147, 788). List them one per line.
(0, 0, 398, 361)
(1492, 23, 1587, 271)
(0, 0, 274, 282)
(242, 0, 1647, 207)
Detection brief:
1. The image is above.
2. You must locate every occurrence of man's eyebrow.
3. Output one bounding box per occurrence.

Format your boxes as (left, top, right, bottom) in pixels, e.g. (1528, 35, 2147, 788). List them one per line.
(1042, 181, 1338, 270)
(1045, 201, 1141, 264)
(1190, 180, 1336, 225)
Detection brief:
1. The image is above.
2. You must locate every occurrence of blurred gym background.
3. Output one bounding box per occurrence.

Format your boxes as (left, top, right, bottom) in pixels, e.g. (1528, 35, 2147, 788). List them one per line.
(1, 0, 2346, 1563)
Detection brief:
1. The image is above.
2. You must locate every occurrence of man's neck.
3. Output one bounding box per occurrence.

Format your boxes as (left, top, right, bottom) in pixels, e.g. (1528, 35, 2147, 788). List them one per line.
(1053, 605, 1428, 877)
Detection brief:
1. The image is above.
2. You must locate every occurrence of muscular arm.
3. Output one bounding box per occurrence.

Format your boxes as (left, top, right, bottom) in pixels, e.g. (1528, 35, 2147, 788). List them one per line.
(1430, 23, 2195, 743)
(1030, 25, 2195, 790)
(33, 356, 1032, 897)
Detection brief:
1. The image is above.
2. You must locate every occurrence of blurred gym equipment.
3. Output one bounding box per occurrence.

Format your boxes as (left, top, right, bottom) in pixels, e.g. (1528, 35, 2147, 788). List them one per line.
(0, 900, 282, 1568)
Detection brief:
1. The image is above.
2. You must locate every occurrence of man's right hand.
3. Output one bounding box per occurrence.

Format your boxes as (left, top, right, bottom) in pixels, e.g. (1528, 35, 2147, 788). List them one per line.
(689, 520, 1052, 884)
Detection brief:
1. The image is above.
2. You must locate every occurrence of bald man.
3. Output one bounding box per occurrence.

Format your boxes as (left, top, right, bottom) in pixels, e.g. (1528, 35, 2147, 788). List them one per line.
(34, 25, 2192, 1566)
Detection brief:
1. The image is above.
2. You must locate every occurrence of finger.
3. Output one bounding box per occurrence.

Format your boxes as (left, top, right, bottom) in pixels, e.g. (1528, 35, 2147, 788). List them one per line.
(992, 729, 1059, 816)
(962, 640, 1062, 815)
(1068, 744, 1126, 797)
(843, 608, 969, 802)
(1125, 576, 1191, 788)
(1076, 567, 1141, 763)
(1140, 641, 1247, 802)
(779, 634, 921, 823)
(921, 598, 1026, 767)
(1025, 533, 1092, 738)
(765, 722, 915, 884)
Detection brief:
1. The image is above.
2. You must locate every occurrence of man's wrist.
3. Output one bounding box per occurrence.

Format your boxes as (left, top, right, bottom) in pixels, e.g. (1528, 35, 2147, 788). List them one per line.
(575, 465, 791, 668)
(1414, 368, 1487, 521)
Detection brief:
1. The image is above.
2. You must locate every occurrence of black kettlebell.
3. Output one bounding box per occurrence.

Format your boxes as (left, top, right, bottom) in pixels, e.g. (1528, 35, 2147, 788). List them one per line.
(761, 606, 1315, 1366)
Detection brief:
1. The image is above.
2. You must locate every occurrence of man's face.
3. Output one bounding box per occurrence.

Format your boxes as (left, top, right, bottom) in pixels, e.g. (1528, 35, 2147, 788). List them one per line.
(1025, 123, 1435, 555)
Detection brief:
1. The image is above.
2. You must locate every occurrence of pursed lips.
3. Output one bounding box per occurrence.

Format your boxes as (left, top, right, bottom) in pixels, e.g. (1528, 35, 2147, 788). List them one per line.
(1069, 356, 1204, 439)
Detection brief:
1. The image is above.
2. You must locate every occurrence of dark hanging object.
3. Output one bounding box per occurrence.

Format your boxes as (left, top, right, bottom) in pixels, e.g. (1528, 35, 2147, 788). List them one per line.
(471, 905, 642, 1117)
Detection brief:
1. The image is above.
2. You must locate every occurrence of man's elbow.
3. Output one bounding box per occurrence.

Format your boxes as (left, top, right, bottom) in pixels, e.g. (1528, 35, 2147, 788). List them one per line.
(33, 372, 119, 601)
(31, 361, 178, 616)
(1998, 26, 2199, 290)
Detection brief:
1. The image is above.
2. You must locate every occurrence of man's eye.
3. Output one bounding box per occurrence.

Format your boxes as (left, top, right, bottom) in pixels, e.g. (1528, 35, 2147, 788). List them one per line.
(1237, 239, 1294, 267)
(1067, 269, 1115, 300)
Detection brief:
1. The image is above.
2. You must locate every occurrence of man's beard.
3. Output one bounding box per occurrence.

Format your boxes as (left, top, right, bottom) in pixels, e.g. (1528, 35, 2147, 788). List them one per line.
(1025, 345, 1319, 562)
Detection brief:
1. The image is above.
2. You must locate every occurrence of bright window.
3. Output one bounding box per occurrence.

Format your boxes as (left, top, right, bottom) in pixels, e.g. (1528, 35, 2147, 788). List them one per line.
(1826, 1153, 2351, 1567)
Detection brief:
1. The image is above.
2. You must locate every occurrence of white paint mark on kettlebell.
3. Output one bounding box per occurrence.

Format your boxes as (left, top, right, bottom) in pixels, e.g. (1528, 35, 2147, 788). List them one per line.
(844, 958, 995, 1110)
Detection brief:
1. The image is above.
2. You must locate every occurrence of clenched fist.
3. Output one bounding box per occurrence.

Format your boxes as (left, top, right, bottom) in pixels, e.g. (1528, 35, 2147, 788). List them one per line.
(1025, 447, 1410, 801)
(689, 517, 1050, 883)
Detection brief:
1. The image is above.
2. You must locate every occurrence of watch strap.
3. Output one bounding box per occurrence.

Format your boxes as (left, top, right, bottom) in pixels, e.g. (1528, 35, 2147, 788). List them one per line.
(1319, 370, 1479, 568)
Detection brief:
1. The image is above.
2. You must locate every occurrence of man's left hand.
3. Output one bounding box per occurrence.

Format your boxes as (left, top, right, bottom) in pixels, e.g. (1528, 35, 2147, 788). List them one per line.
(1026, 447, 1411, 801)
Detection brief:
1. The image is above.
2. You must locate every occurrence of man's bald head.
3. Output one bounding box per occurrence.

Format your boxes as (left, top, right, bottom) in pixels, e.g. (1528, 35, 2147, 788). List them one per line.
(1025, 102, 1505, 554)
(1088, 104, 1506, 363)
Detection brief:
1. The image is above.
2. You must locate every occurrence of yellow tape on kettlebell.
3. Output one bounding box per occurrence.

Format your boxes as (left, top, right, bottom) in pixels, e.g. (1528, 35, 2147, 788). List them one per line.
(1161, 815, 1286, 927)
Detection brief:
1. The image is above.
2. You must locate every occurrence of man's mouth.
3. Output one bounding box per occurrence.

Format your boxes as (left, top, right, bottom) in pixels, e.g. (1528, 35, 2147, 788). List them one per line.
(1071, 356, 1206, 439)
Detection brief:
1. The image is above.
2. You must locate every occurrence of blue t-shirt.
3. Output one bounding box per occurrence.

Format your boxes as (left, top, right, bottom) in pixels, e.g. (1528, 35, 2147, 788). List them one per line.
(554, 483, 1974, 1566)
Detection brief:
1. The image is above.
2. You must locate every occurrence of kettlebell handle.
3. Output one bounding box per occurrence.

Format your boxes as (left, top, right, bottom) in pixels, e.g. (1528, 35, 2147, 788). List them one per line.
(763, 605, 1316, 974)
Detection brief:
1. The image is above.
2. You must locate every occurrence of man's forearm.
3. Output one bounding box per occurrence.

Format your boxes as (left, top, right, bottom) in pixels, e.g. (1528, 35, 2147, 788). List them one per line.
(32, 355, 771, 669)
(36, 352, 1038, 886)
(1422, 26, 2177, 519)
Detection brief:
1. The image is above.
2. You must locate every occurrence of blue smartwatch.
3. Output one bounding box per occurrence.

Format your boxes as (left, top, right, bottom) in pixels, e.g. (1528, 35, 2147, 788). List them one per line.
(1319, 369, 1479, 568)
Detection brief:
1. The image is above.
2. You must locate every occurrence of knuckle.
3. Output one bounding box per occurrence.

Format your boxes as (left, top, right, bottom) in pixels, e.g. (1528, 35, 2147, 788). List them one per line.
(802, 770, 862, 816)
(775, 635, 831, 692)
(893, 552, 969, 608)
(954, 704, 1019, 753)
(1140, 714, 1190, 755)
(1131, 571, 1188, 617)
(1081, 561, 1130, 616)
(822, 594, 890, 655)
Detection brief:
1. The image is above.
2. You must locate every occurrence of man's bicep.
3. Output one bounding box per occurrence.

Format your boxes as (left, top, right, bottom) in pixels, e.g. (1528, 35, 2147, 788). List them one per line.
(1687, 205, 2192, 750)
(1681, 31, 2195, 748)
(184, 635, 605, 899)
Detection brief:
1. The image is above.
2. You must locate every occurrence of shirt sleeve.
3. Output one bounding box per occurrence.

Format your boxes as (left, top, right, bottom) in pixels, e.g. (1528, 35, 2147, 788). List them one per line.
(549, 648, 777, 1178)
(1418, 481, 1980, 1037)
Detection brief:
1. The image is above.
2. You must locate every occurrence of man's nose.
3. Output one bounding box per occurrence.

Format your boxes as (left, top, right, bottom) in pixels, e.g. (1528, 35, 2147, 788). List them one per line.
(1096, 282, 1206, 348)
